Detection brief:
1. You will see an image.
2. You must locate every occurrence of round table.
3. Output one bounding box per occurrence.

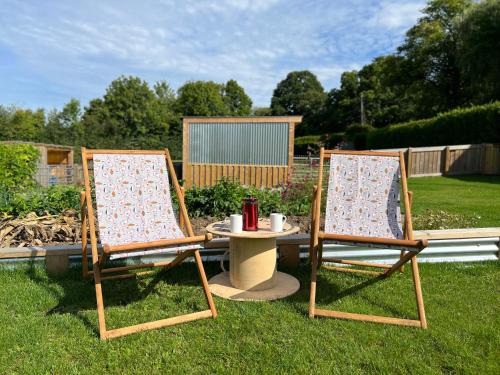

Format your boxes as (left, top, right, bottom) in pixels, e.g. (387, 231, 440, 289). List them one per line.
(206, 219, 300, 301)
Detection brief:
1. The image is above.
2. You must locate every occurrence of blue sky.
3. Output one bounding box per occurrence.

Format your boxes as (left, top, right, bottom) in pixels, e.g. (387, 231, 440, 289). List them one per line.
(0, 0, 426, 110)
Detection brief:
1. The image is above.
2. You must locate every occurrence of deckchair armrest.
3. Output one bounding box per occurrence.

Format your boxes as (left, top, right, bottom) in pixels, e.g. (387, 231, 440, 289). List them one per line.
(318, 232, 428, 250)
(103, 233, 212, 254)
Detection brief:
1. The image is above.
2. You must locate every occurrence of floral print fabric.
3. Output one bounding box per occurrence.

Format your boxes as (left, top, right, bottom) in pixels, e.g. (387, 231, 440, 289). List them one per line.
(324, 154, 403, 239)
(93, 154, 199, 260)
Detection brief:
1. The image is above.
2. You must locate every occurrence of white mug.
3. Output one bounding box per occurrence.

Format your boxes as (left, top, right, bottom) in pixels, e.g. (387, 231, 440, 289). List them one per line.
(230, 214, 243, 233)
(270, 213, 287, 232)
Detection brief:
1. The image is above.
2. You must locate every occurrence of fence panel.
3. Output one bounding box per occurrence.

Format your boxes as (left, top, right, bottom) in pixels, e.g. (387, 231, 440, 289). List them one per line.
(291, 143, 499, 184)
(34, 165, 76, 186)
(189, 163, 289, 187)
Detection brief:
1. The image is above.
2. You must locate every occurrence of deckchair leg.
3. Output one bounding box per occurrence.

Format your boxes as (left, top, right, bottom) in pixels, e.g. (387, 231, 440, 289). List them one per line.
(80, 192, 90, 279)
(309, 246, 318, 318)
(93, 265, 108, 340)
(193, 249, 217, 318)
(95, 250, 215, 340)
(411, 256, 427, 328)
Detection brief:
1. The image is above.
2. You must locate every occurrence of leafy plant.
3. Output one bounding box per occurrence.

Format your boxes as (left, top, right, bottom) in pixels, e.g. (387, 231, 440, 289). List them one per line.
(278, 178, 316, 216)
(0, 144, 40, 191)
(0, 185, 81, 217)
(183, 178, 317, 219)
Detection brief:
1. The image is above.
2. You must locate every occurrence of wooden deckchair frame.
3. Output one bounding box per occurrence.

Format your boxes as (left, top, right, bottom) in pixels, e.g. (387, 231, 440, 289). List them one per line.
(309, 148, 428, 328)
(80, 147, 217, 340)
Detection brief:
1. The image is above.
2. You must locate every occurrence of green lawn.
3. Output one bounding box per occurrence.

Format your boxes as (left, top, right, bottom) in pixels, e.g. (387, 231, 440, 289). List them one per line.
(0, 261, 498, 374)
(408, 175, 500, 227)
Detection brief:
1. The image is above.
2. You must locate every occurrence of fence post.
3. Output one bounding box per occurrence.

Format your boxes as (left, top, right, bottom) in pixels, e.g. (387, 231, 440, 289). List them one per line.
(444, 146, 451, 175)
(482, 143, 492, 174)
(407, 148, 412, 177)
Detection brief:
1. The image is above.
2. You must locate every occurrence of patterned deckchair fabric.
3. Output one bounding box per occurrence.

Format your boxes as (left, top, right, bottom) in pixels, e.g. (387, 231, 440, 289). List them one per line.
(308, 149, 428, 328)
(324, 154, 403, 240)
(93, 154, 199, 260)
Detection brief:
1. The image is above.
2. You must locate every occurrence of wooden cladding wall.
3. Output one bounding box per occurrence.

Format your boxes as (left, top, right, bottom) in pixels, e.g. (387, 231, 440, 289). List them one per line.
(188, 164, 289, 188)
(183, 116, 302, 188)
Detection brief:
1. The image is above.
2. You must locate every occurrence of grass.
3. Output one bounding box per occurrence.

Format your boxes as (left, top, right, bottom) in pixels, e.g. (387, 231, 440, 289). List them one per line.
(0, 261, 498, 374)
(408, 175, 500, 227)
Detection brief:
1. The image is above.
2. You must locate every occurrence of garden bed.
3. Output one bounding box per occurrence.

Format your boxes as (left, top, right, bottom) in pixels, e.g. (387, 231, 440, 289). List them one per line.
(1, 175, 499, 248)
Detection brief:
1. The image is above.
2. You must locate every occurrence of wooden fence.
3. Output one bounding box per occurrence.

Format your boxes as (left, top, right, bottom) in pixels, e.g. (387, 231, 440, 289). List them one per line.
(292, 143, 500, 182)
(388, 143, 500, 176)
(69, 143, 499, 186)
(188, 163, 289, 188)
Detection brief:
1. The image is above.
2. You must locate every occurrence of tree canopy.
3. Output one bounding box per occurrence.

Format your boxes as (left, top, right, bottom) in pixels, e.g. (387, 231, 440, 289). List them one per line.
(270, 70, 326, 134)
(176, 79, 253, 117)
(456, 0, 500, 103)
(81, 76, 172, 149)
(320, 0, 499, 134)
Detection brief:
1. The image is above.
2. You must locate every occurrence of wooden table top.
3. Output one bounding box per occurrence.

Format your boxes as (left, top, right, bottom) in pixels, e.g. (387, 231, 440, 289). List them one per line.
(206, 218, 299, 239)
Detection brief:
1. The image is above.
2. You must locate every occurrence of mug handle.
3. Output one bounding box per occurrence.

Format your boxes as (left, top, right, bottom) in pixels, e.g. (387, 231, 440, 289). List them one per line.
(282, 215, 287, 224)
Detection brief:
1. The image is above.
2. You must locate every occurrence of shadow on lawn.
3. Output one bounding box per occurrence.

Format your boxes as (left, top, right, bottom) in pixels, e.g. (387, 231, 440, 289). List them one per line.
(23, 260, 208, 337)
(431, 174, 500, 184)
(283, 263, 411, 318)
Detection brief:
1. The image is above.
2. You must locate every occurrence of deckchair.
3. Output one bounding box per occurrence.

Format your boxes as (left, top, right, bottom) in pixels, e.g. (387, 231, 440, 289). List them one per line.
(80, 148, 217, 340)
(309, 149, 428, 328)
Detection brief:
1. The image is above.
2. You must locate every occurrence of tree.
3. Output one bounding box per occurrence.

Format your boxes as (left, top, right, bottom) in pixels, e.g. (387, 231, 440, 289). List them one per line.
(0, 105, 45, 141)
(397, 0, 472, 115)
(322, 71, 360, 132)
(253, 107, 272, 116)
(270, 70, 326, 134)
(357, 56, 413, 127)
(321, 0, 481, 133)
(456, 0, 500, 103)
(81, 76, 172, 149)
(43, 99, 82, 146)
(176, 79, 253, 117)
(176, 81, 228, 117)
(224, 79, 252, 116)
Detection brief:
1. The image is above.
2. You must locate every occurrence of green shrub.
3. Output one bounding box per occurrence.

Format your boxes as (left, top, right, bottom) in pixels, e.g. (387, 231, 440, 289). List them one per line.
(0, 185, 81, 217)
(367, 101, 500, 149)
(294, 135, 321, 155)
(412, 209, 481, 230)
(0, 144, 40, 190)
(278, 178, 316, 216)
(323, 133, 344, 149)
(183, 178, 314, 218)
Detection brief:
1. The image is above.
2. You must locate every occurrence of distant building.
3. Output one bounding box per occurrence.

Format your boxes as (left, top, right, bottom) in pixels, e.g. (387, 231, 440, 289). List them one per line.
(0, 141, 75, 186)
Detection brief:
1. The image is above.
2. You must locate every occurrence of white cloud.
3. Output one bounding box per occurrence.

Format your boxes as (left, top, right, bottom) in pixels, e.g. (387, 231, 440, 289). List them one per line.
(369, 1, 424, 30)
(0, 0, 426, 108)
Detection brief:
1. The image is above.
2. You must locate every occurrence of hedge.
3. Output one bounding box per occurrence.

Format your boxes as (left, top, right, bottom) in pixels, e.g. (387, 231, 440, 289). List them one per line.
(366, 102, 500, 149)
(294, 135, 321, 155)
(294, 133, 344, 154)
(0, 143, 40, 191)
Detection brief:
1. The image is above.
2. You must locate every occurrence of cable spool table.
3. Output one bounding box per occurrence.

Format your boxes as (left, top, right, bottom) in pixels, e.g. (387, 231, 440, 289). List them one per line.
(206, 219, 300, 301)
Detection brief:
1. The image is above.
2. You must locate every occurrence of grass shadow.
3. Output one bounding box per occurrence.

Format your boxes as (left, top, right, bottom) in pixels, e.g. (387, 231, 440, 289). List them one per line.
(283, 262, 415, 318)
(23, 257, 209, 337)
(436, 174, 500, 184)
